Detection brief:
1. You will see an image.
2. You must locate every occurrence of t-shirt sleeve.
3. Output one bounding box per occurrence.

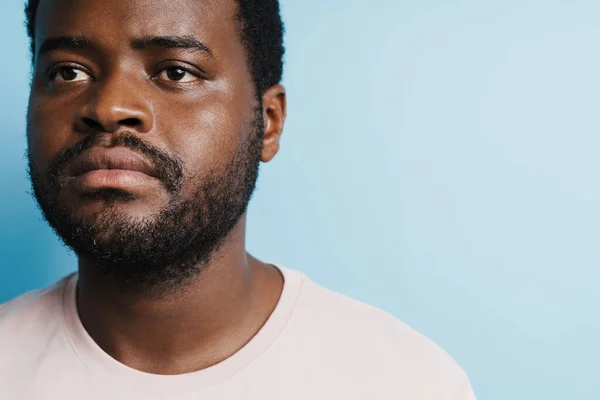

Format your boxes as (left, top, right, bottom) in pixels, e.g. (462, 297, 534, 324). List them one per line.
(454, 375, 477, 400)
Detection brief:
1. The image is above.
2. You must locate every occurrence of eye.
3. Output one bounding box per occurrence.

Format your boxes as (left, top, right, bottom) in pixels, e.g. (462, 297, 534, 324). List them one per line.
(49, 66, 91, 83)
(157, 67, 199, 83)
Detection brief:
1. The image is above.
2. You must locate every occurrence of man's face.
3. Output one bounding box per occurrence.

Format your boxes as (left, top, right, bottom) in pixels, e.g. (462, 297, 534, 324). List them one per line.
(26, 0, 270, 287)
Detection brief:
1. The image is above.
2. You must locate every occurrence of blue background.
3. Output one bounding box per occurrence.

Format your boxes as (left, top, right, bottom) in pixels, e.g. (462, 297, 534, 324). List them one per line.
(2, 1, 599, 398)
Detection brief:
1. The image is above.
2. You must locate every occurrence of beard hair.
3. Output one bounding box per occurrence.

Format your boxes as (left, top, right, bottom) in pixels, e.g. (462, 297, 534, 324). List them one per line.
(27, 107, 264, 295)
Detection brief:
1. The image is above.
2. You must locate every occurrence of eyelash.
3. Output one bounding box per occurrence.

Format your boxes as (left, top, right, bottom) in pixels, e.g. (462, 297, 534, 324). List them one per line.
(153, 64, 203, 83)
(45, 64, 204, 83)
(47, 64, 90, 81)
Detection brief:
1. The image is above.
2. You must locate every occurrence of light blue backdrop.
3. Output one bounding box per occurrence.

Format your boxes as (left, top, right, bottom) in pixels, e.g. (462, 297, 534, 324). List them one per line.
(1, 1, 599, 399)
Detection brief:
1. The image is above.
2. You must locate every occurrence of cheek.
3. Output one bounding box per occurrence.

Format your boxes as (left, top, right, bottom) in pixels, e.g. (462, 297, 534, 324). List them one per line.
(156, 95, 245, 180)
(27, 93, 79, 170)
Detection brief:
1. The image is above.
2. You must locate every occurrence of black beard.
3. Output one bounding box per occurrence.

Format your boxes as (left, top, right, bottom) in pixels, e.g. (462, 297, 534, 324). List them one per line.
(27, 110, 263, 294)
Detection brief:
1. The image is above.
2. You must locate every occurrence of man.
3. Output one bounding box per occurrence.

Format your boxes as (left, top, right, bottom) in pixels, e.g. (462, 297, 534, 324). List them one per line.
(0, 0, 476, 398)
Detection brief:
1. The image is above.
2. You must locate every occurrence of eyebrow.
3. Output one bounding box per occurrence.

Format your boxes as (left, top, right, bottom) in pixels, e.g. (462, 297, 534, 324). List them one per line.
(36, 35, 213, 58)
(131, 35, 213, 56)
(38, 36, 91, 57)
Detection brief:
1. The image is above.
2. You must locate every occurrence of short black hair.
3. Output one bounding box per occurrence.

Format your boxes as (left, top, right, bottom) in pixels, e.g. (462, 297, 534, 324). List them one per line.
(24, 0, 285, 96)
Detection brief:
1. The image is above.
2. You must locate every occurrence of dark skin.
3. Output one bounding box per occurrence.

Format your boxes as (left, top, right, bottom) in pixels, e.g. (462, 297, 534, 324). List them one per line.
(27, 0, 286, 374)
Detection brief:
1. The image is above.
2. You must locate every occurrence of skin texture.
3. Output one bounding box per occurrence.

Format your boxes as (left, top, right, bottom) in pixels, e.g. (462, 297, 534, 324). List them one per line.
(26, 0, 287, 374)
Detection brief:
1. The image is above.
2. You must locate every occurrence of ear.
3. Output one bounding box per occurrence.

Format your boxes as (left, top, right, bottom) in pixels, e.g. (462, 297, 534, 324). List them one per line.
(260, 84, 287, 163)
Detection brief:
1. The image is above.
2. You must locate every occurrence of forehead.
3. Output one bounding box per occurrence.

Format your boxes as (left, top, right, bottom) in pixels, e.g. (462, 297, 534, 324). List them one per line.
(34, 0, 240, 53)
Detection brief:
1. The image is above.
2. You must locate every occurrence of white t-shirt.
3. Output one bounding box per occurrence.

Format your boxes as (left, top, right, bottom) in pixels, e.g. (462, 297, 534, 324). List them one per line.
(0, 266, 476, 399)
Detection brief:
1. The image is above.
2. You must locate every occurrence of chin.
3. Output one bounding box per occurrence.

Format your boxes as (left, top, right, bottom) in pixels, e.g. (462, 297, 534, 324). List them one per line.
(65, 202, 159, 228)
(63, 188, 168, 218)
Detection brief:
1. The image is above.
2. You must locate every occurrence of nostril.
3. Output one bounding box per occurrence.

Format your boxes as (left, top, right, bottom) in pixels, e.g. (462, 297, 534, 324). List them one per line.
(120, 118, 142, 127)
(82, 117, 103, 130)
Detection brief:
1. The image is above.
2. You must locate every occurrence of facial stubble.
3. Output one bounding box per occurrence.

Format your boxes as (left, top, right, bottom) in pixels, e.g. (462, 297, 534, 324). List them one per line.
(27, 108, 264, 294)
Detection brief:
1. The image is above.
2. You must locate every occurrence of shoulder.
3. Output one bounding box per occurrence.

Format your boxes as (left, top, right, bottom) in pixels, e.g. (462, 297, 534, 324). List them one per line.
(295, 273, 464, 370)
(0, 274, 73, 337)
(283, 268, 474, 398)
(0, 275, 75, 380)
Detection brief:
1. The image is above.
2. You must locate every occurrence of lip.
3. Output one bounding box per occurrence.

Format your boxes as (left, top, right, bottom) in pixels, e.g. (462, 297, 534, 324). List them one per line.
(68, 147, 158, 179)
(66, 147, 160, 190)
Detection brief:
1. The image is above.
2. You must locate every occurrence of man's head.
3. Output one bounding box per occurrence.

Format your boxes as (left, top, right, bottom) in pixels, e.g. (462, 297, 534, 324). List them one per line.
(24, 0, 286, 291)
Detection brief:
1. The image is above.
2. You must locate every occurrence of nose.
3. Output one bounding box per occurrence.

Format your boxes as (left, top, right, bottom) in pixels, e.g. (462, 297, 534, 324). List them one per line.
(75, 75, 154, 134)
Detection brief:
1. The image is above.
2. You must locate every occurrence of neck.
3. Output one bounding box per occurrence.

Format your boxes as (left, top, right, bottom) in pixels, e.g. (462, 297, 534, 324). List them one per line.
(75, 216, 284, 375)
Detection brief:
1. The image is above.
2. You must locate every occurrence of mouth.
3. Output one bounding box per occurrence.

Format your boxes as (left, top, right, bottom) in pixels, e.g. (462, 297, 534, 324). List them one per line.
(67, 147, 160, 190)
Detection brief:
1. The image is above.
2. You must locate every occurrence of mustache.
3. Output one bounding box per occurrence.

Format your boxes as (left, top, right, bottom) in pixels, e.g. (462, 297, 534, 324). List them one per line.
(47, 133, 184, 194)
